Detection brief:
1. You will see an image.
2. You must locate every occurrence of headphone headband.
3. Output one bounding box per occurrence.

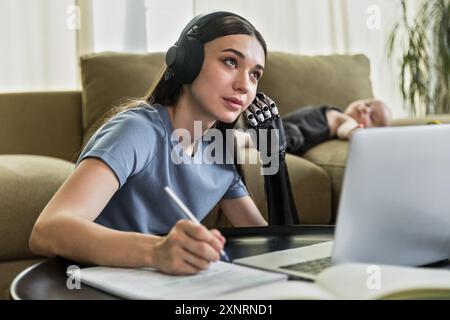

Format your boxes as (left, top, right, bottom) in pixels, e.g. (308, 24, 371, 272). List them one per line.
(175, 11, 250, 46)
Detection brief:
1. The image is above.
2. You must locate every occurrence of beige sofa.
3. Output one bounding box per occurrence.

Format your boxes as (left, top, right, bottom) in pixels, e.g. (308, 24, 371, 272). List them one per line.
(2, 51, 449, 300)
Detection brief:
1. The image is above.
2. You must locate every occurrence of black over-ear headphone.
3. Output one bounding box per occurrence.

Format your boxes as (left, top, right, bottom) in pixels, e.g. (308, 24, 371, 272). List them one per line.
(165, 11, 252, 84)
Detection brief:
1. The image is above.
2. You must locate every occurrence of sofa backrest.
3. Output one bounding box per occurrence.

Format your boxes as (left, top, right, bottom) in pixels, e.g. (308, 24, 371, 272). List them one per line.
(80, 52, 165, 144)
(80, 51, 373, 143)
(258, 52, 373, 114)
(0, 51, 373, 162)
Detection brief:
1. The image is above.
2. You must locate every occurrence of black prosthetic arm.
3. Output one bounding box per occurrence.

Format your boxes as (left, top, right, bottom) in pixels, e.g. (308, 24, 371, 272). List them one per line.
(245, 93, 300, 225)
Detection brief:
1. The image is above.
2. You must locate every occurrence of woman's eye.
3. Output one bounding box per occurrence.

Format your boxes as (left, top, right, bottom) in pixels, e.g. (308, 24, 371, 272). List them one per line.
(224, 58, 237, 68)
(251, 72, 262, 81)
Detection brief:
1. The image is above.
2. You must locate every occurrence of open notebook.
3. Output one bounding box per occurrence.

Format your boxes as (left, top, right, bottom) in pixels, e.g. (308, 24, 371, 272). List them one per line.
(79, 261, 450, 300)
(78, 261, 287, 300)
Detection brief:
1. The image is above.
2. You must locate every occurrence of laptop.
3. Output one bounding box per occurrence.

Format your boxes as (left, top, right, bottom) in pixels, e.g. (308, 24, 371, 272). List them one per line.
(234, 125, 450, 280)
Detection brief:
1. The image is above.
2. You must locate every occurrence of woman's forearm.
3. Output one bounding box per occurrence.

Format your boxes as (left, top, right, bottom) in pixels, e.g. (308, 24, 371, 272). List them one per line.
(29, 213, 160, 268)
(220, 196, 268, 227)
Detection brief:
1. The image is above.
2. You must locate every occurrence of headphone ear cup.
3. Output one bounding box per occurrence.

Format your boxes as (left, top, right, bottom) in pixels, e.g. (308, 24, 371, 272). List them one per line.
(165, 44, 184, 80)
(165, 45, 180, 70)
(181, 37, 204, 84)
(166, 36, 204, 84)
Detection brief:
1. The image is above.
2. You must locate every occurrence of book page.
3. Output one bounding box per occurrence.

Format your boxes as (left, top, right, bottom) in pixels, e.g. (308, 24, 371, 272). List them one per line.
(316, 263, 450, 300)
(218, 280, 336, 300)
(80, 261, 288, 300)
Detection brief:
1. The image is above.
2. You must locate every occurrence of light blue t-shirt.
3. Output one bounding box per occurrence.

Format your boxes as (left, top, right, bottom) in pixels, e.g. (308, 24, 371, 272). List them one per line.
(76, 104, 248, 235)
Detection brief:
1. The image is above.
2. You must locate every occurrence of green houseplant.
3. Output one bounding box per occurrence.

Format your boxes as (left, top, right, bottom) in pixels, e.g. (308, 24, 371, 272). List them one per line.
(388, 0, 450, 116)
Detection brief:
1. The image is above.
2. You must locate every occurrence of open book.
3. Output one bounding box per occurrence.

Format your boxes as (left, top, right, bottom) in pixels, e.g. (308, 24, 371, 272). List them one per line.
(79, 261, 450, 300)
(219, 263, 450, 300)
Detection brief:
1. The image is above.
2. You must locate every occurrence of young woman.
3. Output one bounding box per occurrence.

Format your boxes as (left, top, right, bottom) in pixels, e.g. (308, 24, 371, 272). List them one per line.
(29, 12, 268, 275)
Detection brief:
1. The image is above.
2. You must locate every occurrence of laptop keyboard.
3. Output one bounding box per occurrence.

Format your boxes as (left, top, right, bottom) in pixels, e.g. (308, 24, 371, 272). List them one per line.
(279, 257, 332, 275)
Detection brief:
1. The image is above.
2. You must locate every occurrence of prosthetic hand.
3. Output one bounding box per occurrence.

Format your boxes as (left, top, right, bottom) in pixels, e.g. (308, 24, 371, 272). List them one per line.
(244, 93, 300, 225)
(244, 92, 287, 161)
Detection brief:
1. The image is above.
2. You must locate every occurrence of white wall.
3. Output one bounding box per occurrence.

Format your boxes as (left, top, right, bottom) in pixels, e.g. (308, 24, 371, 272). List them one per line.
(344, 0, 406, 118)
(145, 0, 194, 52)
(0, 0, 423, 118)
(84, 0, 194, 53)
(194, 0, 423, 118)
(0, 0, 78, 92)
(194, 0, 303, 53)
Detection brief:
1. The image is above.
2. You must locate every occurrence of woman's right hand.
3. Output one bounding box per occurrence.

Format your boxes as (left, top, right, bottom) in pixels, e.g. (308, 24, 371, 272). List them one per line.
(150, 220, 225, 275)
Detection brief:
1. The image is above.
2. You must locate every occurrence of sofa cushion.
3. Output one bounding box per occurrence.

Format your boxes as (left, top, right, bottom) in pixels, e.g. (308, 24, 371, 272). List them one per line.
(80, 52, 165, 142)
(258, 52, 373, 115)
(283, 153, 332, 224)
(0, 155, 74, 261)
(303, 140, 349, 221)
(202, 147, 332, 226)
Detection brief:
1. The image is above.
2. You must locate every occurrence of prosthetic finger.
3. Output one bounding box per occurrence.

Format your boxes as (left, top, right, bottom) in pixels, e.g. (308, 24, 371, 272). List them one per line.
(249, 104, 265, 123)
(267, 97, 279, 117)
(245, 109, 258, 127)
(257, 92, 279, 117)
(256, 98, 272, 120)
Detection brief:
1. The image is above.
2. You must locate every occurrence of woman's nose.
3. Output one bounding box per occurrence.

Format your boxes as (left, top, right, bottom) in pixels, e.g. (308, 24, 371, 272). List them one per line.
(233, 72, 250, 94)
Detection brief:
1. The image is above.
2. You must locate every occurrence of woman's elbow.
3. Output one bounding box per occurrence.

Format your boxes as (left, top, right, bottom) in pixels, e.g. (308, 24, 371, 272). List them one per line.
(29, 220, 56, 257)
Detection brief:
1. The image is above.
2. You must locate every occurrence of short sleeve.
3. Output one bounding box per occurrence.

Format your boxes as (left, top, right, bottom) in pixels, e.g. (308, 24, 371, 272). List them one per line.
(223, 169, 249, 199)
(76, 107, 164, 188)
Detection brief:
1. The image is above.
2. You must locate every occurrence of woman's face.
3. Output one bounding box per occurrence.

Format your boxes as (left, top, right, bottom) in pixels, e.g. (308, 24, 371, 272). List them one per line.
(188, 34, 266, 123)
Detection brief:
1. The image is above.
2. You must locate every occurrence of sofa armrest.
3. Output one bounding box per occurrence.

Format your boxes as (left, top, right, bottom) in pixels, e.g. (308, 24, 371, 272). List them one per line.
(0, 91, 83, 162)
(0, 155, 74, 262)
(392, 115, 450, 127)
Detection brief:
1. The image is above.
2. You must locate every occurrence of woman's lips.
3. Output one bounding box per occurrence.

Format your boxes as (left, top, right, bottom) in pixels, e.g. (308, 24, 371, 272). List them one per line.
(222, 97, 243, 111)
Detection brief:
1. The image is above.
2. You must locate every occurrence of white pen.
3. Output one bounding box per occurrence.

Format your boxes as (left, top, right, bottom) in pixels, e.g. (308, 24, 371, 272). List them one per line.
(164, 186, 230, 262)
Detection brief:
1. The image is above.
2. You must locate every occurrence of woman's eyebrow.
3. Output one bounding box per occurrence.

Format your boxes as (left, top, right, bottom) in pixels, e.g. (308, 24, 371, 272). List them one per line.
(222, 48, 265, 71)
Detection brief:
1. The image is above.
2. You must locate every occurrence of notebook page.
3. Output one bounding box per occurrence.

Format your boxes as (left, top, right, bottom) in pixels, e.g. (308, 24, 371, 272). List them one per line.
(80, 261, 288, 300)
(218, 280, 336, 300)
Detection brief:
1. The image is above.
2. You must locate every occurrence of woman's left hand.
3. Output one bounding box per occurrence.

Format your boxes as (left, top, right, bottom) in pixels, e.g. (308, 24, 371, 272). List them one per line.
(244, 92, 287, 159)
